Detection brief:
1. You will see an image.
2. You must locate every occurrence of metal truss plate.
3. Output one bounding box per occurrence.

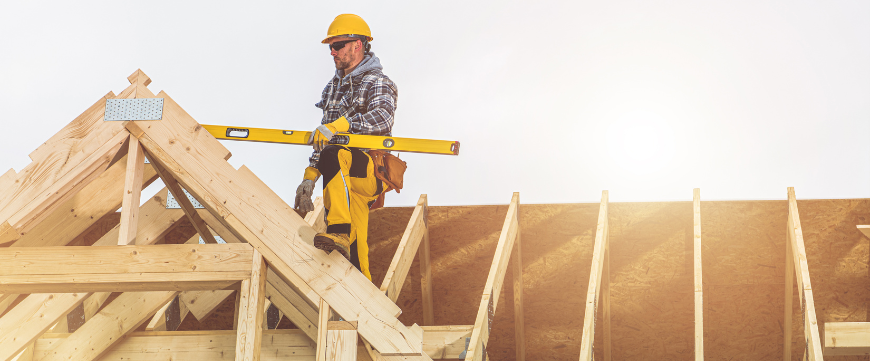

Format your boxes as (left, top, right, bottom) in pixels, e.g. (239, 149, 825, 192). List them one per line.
(198, 235, 226, 244)
(104, 98, 164, 121)
(165, 188, 204, 209)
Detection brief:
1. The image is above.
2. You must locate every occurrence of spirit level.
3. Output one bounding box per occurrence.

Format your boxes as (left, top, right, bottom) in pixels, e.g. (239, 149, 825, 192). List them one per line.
(201, 125, 460, 156)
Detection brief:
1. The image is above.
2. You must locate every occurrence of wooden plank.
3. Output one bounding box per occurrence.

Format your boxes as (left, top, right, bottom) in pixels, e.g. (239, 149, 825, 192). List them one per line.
(0, 292, 90, 360)
(823, 322, 870, 355)
(693, 188, 703, 361)
(118, 136, 146, 245)
(0, 244, 253, 293)
(0, 293, 17, 316)
(785, 219, 794, 361)
(32, 327, 467, 360)
(129, 89, 422, 357)
(786, 187, 824, 361)
(418, 195, 434, 326)
(602, 227, 611, 361)
(578, 190, 610, 361)
(10, 156, 158, 248)
(38, 291, 177, 361)
(0, 130, 129, 245)
(95, 188, 183, 246)
(857, 225, 870, 240)
(327, 328, 358, 361)
(36, 330, 315, 361)
(267, 282, 318, 341)
(145, 151, 218, 244)
(236, 249, 267, 361)
(465, 193, 521, 361)
(316, 298, 331, 361)
(380, 194, 428, 302)
(305, 197, 326, 233)
(512, 231, 526, 361)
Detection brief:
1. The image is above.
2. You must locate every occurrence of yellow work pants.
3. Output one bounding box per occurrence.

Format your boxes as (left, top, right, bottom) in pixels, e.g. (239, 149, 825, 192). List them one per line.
(316, 145, 382, 280)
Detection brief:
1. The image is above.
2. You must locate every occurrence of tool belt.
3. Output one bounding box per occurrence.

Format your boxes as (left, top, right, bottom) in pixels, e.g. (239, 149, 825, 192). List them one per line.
(368, 149, 407, 210)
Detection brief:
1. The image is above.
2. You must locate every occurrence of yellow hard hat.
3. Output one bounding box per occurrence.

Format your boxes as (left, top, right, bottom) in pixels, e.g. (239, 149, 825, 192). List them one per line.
(322, 14, 373, 44)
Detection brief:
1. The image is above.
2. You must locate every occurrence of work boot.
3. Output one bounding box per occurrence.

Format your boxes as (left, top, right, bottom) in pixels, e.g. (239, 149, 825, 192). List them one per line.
(313, 233, 351, 259)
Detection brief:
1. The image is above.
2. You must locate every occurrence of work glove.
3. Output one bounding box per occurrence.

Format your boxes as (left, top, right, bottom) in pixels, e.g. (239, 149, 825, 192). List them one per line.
(294, 167, 321, 214)
(309, 116, 350, 152)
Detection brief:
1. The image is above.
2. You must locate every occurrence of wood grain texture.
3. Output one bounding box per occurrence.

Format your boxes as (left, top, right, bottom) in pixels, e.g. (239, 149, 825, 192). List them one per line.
(693, 188, 703, 361)
(380, 195, 428, 302)
(235, 250, 267, 361)
(466, 193, 520, 361)
(130, 89, 422, 356)
(37, 291, 177, 361)
(118, 136, 146, 245)
(579, 191, 609, 361)
(0, 293, 90, 360)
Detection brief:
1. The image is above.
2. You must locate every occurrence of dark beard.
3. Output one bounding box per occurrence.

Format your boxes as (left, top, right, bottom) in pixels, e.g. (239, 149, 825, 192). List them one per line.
(335, 58, 351, 71)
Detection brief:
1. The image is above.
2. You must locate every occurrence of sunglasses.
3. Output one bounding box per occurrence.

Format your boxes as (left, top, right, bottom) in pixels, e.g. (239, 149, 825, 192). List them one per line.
(329, 39, 358, 51)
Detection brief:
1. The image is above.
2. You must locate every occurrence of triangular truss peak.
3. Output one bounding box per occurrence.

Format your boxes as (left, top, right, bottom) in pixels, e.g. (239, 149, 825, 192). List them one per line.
(0, 70, 528, 361)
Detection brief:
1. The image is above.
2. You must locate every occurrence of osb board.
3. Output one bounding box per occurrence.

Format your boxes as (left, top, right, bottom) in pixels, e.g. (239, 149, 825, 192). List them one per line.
(366, 199, 870, 361)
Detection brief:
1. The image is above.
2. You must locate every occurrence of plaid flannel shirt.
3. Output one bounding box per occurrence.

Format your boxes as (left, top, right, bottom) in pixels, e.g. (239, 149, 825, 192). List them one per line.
(309, 57, 398, 168)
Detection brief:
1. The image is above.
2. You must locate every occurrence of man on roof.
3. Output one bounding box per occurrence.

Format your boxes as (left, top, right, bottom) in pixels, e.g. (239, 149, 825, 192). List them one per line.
(294, 14, 398, 281)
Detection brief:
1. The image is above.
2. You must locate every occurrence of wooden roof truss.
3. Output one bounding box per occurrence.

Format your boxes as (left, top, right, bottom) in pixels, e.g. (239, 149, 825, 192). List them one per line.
(0, 70, 528, 361)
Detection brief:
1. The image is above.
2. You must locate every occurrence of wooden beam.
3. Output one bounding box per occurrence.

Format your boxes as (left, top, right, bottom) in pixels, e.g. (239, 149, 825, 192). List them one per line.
(32, 326, 469, 360)
(785, 187, 824, 360)
(465, 192, 521, 361)
(128, 90, 424, 357)
(785, 218, 794, 361)
(823, 322, 870, 355)
(0, 292, 90, 360)
(118, 136, 146, 245)
(418, 195, 435, 326)
(327, 321, 358, 361)
(512, 230, 526, 361)
(235, 249, 267, 361)
(9, 155, 158, 248)
(94, 188, 183, 247)
(38, 291, 177, 361)
(316, 298, 331, 361)
(579, 190, 610, 361)
(380, 194, 429, 302)
(145, 151, 218, 244)
(0, 294, 17, 316)
(693, 188, 704, 361)
(0, 244, 253, 293)
(305, 196, 327, 233)
(0, 130, 129, 245)
(857, 225, 870, 239)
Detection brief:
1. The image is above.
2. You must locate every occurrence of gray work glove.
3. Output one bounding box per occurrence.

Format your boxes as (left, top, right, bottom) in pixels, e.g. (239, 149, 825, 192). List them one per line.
(294, 179, 316, 214)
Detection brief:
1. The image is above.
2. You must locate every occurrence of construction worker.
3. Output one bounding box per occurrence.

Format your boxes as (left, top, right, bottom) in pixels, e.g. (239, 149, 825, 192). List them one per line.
(294, 14, 398, 281)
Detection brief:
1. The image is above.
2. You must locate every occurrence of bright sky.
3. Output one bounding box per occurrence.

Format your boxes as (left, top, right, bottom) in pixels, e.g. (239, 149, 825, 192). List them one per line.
(1, 1, 868, 206)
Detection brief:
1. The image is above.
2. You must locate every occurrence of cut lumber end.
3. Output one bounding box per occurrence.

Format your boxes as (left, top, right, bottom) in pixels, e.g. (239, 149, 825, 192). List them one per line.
(127, 69, 152, 87)
(857, 225, 870, 239)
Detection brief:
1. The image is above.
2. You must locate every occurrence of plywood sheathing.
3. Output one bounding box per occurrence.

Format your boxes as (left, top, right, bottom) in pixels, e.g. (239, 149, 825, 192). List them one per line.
(367, 199, 870, 361)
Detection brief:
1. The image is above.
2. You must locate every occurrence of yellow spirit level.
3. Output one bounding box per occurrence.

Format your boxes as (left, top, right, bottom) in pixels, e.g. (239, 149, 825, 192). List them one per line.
(201, 125, 460, 156)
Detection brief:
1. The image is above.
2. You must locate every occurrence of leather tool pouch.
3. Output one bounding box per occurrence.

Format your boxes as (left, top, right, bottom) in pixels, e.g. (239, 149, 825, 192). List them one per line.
(368, 149, 407, 210)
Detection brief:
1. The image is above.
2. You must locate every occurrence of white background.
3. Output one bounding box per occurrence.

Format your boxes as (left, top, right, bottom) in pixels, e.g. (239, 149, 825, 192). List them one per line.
(1, 1, 868, 206)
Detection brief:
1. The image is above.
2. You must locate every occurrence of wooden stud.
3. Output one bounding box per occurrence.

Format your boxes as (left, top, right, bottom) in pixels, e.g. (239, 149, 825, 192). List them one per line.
(144, 150, 218, 244)
(236, 249, 267, 361)
(694, 188, 704, 361)
(327, 325, 358, 361)
(38, 291, 177, 361)
(786, 187, 824, 360)
(418, 195, 435, 326)
(785, 218, 794, 361)
(0, 244, 254, 293)
(602, 228, 611, 361)
(0, 292, 91, 360)
(579, 190, 610, 361)
(465, 193, 521, 361)
(823, 322, 870, 355)
(118, 136, 146, 245)
(9, 154, 158, 248)
(380, 194, 429, 302)
(512, 231, 526, 361)
(305, 196, 327, 233)
(316, 298, 331, 361)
